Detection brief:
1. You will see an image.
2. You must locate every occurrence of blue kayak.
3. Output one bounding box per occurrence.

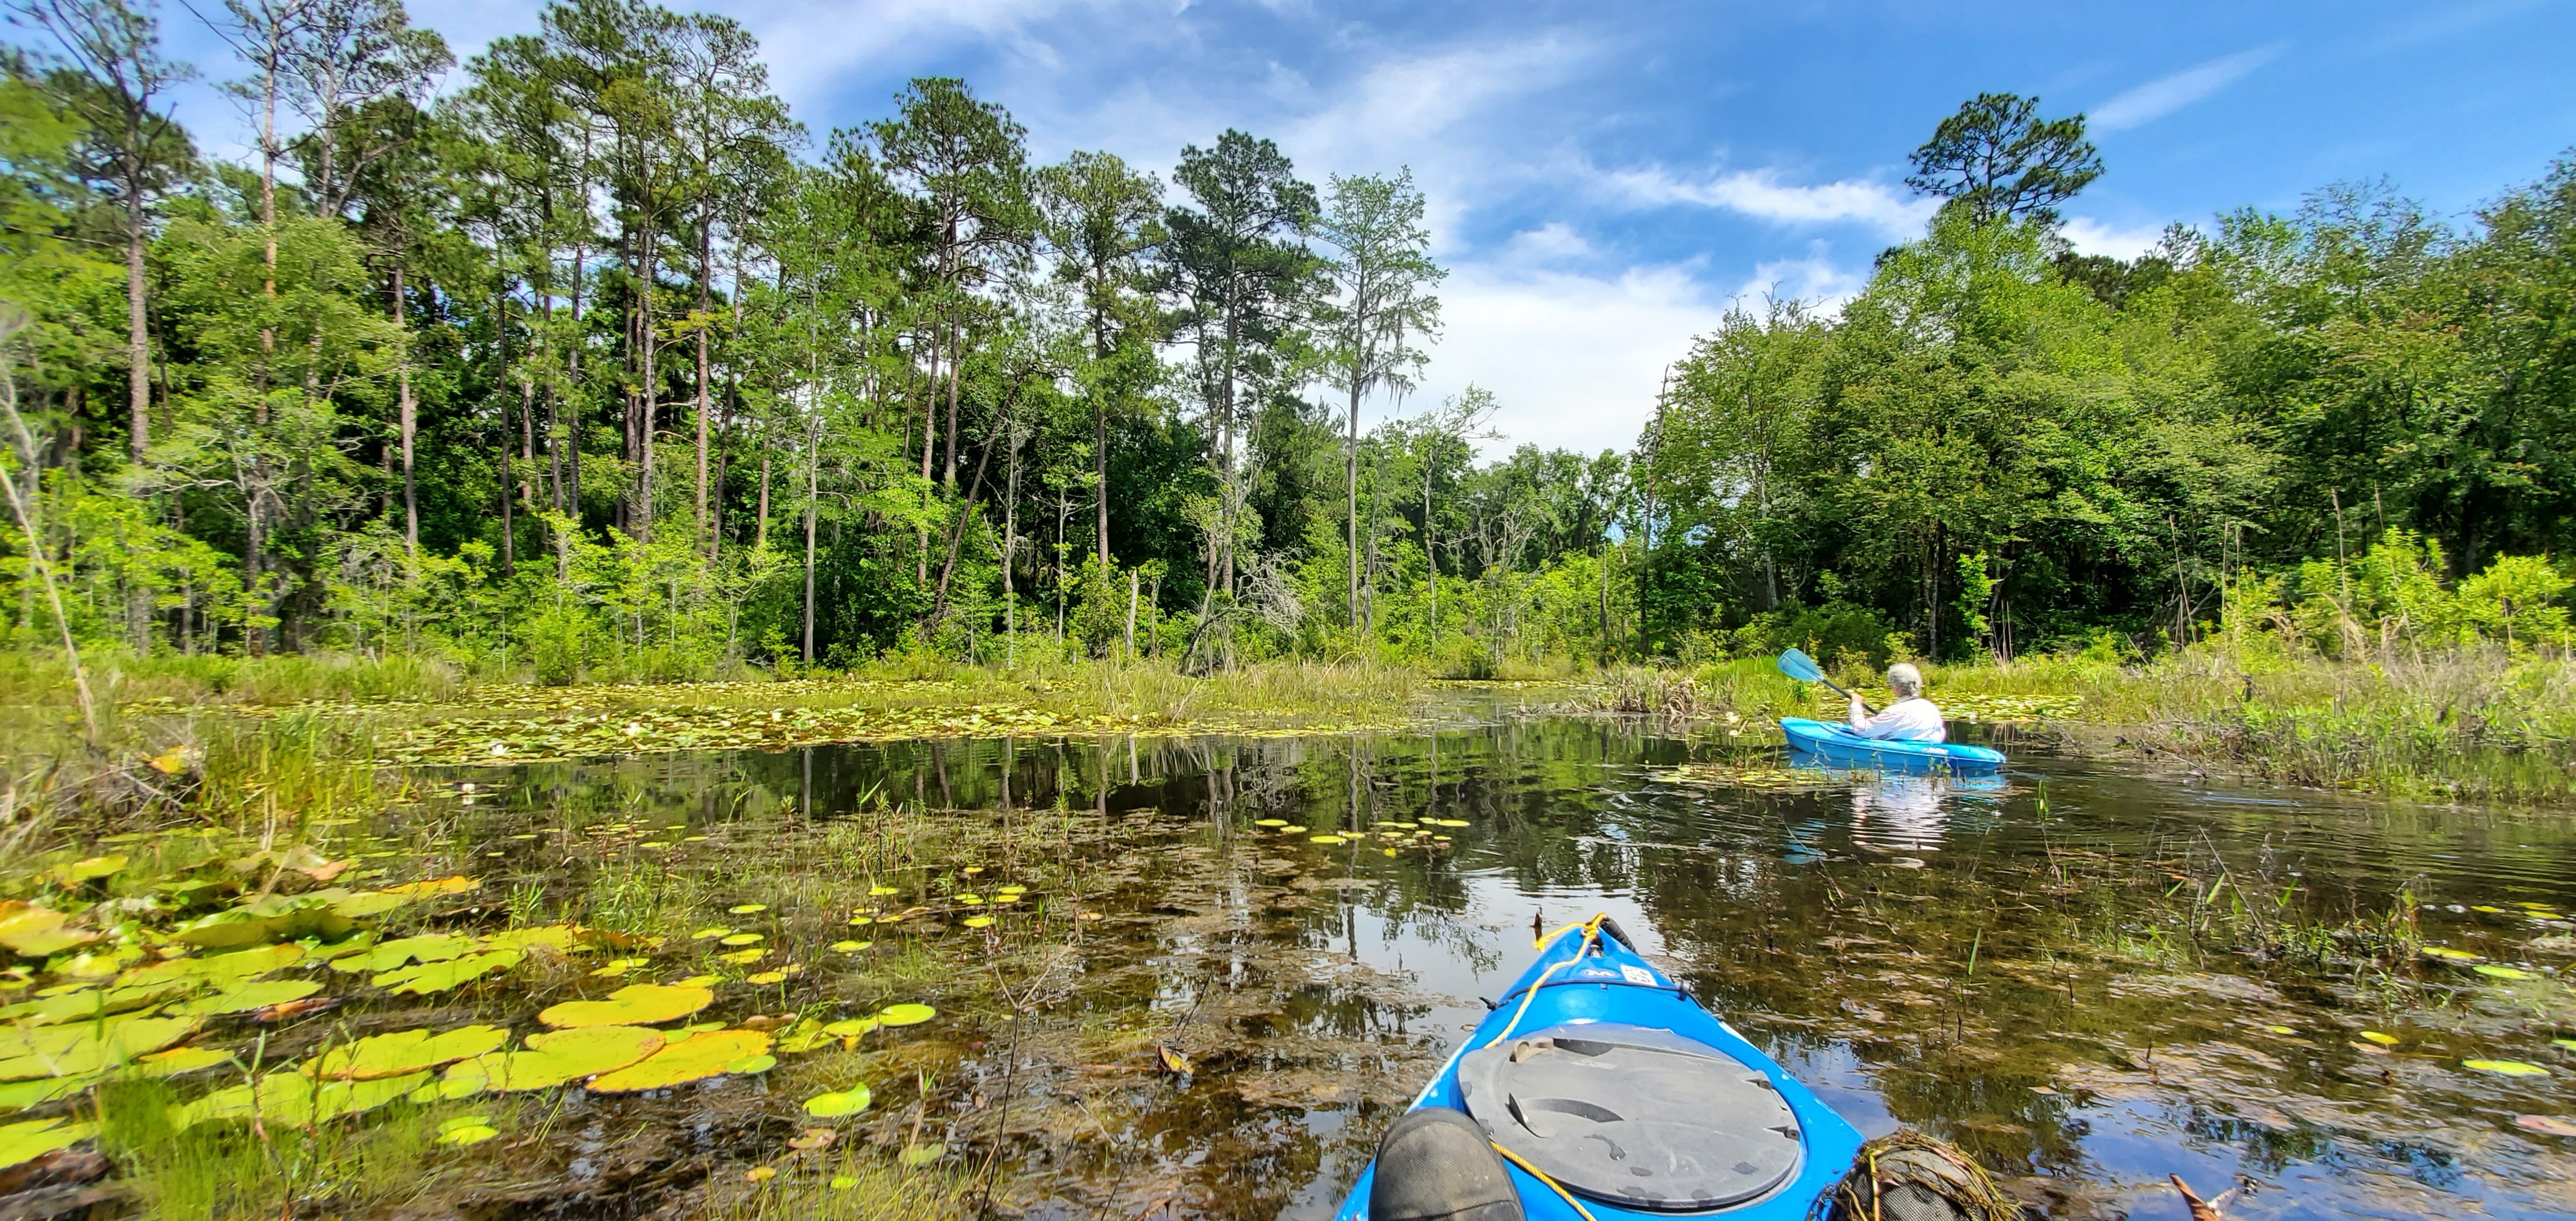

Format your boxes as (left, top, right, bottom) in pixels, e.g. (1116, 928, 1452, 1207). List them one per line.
(1780, 717, 2005, 774)
(1333, 916, 1863, 1220)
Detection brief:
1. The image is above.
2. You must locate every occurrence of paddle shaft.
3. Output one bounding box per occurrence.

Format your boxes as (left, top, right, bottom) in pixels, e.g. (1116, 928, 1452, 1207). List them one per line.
(1816, 675, 1875, 717)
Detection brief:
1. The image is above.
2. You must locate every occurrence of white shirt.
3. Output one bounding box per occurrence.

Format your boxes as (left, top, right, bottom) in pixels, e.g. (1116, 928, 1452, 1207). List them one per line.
(1849, 697, 1946, 742)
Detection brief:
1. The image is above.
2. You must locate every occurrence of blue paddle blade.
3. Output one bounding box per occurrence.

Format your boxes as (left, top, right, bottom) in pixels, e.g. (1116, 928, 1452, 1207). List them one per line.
(1776, 647, 1825, 683)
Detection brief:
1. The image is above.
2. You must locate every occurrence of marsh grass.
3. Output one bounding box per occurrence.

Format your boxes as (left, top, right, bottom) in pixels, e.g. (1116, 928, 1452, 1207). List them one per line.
(1928, 646, 2576, 803)
(100, 1077, 518, 1220)
(702, 1153, 973, 1220)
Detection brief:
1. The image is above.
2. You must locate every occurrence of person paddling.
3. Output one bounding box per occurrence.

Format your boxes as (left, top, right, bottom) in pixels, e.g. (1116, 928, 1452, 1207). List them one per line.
(1846, 662, 1945, 742)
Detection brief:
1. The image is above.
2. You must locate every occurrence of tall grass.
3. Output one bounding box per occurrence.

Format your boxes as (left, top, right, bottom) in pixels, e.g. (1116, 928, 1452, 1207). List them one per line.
(1930, 645, 2576, 803)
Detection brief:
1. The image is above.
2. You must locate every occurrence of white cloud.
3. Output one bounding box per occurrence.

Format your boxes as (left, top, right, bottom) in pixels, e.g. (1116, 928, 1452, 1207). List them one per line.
(1725, 253, 1866, 313)
(2092, 44, 2288, 132)
(1410, 261, 1735, 456)
(1595, 165, 1935, 240)
(1499, 222, 1595, 263)
(2059, 217, 2168, 260)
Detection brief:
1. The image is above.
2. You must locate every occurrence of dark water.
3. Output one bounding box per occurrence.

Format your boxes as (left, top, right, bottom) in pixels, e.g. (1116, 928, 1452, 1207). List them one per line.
(433, 711, 2576, 1220)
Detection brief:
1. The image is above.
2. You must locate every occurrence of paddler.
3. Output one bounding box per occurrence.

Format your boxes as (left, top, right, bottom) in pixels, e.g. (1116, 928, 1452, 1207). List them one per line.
(1846, 662, 1945, 742)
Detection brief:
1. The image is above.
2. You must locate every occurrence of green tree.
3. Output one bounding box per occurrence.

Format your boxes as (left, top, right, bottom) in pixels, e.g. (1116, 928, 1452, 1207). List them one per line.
(1906, 92, 2101, 226)
(1315, 167, 1441, 633)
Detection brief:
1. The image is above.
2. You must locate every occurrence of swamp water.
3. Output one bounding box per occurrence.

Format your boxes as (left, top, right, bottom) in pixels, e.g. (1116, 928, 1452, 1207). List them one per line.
(60, 710, 2576, 1219)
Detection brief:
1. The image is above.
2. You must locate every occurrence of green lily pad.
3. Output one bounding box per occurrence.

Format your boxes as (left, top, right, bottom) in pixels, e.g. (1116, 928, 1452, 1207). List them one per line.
(0, 1014, 202, 1082)
(822, 1018, 877, 1037)
(0, 904, 98, 959)
(588, 1029, 773, 1092)
(538, 983, 714, 1029)
(873, 1003, 935, 1028)
(2465, 1059, 2553, 1077)
(2475, 964, 2539, 981)
(333, 933, 475, 974)
(308, 1025, 508, 1080)
(436, 1122, 499, 1146)
(375, 949, 524, 995)
(724, 1054, 777, 1074)
(179, 1070, 432, 1127)
(1, 981, 193, 1025)
(118, 943, 307, 990)
(718, 933, 764, 946)
(0, 1118, 94, 1170)
(803, 1085, 872, 1117)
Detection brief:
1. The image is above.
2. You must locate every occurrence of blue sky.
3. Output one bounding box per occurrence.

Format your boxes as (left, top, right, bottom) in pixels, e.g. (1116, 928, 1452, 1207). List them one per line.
(147, 0, 2576, 453)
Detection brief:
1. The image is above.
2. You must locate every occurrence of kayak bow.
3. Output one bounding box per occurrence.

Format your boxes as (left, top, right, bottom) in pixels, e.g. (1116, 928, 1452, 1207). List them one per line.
(1779, 717, 2005, 774)
(1333, 917, 1863, 1220)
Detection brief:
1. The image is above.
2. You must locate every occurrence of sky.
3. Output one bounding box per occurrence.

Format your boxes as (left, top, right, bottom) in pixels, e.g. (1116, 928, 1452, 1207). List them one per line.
(139, 0, 2576, 456)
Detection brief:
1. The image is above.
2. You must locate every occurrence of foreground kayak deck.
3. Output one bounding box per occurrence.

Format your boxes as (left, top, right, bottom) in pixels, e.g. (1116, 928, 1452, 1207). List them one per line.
(1779, 717, 2006, 773)
(1332, 919, 1863, 1220)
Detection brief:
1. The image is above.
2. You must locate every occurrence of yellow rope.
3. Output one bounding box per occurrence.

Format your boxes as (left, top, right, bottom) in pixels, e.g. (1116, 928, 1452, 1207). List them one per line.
(1491, 1140, 1599, 1221)
(1484, 914, 1606, 1051)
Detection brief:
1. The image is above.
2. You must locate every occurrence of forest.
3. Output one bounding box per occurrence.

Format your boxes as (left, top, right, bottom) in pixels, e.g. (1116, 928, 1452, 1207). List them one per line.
(3, 0, 2573, 685)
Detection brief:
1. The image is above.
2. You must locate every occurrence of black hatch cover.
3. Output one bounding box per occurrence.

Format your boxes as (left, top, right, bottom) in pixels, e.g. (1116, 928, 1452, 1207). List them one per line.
(1457, 1023, 1803, 1212)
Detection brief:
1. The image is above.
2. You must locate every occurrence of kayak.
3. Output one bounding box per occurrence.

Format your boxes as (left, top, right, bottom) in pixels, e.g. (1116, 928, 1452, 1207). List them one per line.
(1779, 717, 2005, 774)
(1333, 916, 1863, 1220)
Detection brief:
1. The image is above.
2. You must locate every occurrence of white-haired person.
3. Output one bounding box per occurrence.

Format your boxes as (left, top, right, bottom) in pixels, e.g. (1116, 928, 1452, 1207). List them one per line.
(1846, 662, 1945, 742)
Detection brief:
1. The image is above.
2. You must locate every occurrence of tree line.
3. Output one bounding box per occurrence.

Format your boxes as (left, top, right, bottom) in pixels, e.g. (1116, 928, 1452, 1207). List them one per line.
(2, 3, 2570, 682)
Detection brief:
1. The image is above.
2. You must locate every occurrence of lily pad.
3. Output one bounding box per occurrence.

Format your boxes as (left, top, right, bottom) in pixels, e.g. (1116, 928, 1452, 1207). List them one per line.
(180, 1070, 431, 1127)
(2359, 1030, 2399, 1046)
(901, 1141, 946, 1167)
(725, 1053, 778, 1074)
(334, 933, 475, 974)
(0, 1014, 201, 1081)
(822, 1019, 877, 1037)
(376, 949, 524, 995)
(718, 948, 766, 964)
(446, 1025, 665, 1091)
(728, 903, 768, 915)
(961, 917, 993, 929)
(120, 943, 306, 989)
(1309, 835, 1347, 845)
(309, 1025, 508, 1080)
(718, 933, 764, 946)
(382, 876, 480, 900)
(2423, 946, 2482, 962)
(0, 903, 98, 959)
(0, 1117, 94, 1170)
(874, 1003, 935, 1028)
(538, 983, 714, 1029)
(588, 1029, 773, 1092)
(828, 941, 866, 953)
(2475, 964, 2539, 981)
(2465, 1059, 2553, 1077)
(803, 1085, 873, 1117)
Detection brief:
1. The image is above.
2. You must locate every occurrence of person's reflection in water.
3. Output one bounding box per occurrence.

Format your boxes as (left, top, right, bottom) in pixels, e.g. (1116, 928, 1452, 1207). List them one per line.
(1849, 773, 1950, 854)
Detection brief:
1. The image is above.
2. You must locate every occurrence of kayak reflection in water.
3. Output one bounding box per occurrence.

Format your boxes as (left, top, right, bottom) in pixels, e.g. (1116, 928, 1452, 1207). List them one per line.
(1847, 661, 1945, 742)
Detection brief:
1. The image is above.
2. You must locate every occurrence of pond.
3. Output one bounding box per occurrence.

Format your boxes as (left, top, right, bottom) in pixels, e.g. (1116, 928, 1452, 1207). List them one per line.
(124, 703, 2576, 1219)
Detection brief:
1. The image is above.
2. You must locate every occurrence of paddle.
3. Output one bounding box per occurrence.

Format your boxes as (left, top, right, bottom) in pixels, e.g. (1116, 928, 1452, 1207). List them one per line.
(1776, 647, 1874, 715)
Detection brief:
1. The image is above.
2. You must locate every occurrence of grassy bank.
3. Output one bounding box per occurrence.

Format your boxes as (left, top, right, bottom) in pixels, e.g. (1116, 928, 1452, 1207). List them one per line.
(7, 641, 2573, 843)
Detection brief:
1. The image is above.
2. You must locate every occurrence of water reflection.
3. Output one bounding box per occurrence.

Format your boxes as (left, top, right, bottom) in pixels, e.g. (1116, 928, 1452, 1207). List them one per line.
(446, 715, 2576, 1220)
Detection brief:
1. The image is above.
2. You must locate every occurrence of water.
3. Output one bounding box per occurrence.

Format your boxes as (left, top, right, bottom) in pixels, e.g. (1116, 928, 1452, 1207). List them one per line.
(426, 710, 2576, 1219)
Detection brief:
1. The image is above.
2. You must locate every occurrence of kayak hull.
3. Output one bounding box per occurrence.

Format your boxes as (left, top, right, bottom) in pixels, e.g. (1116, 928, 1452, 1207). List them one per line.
(1780, 717, 2005, 774)
(1330, 920, 1863, 1220)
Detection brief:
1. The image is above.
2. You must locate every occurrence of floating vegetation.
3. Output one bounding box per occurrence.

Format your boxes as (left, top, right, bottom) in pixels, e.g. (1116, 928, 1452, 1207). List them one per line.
(1658, 763, 1834, 791)
(2465, 1059, 2553, 1077)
